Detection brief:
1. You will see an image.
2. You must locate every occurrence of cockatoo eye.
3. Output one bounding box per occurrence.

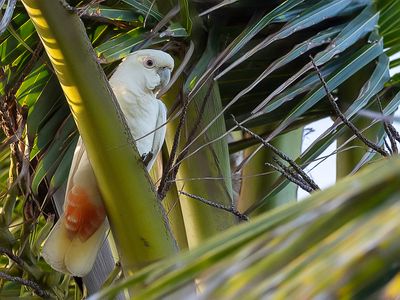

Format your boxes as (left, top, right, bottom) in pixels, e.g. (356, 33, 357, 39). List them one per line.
(144, 58, 155, 68)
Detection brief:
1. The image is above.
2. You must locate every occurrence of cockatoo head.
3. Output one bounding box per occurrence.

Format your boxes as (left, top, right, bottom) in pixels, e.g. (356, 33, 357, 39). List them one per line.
(120, 49, 174, 95)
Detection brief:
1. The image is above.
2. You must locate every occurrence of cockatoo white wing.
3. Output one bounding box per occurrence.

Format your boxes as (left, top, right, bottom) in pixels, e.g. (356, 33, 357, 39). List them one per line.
(41, 138, 86, 274)
(146, 100, 167, 170)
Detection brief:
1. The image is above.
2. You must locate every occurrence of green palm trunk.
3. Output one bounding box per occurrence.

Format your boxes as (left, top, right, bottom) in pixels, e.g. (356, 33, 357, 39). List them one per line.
(176, 82, 237, 248)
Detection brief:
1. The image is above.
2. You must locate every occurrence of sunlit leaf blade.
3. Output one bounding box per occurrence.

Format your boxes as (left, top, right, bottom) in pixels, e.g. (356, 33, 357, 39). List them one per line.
(6, 24, 34, 54)
(90, 157, 400, 299)
(0, 12, 26, 43)
(0, 50, 31, 96)
(0, 19, 36, 65)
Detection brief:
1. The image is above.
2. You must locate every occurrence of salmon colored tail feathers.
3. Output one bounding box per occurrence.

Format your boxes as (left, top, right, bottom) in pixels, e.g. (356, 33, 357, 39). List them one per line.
(64, 186, 106, 241)
(42, 186, 107, 277)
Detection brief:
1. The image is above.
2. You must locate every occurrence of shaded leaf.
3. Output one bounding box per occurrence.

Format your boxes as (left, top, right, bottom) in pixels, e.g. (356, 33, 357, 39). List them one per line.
(49, 134, 78, 192)
(179, 0, 192, 35)
(189, 0, 305, 94)
(121, 0, 163, 21)
(31, 116, 76, 195)
(266, 38, 384, 142)
(218, 0, 354, 78)
(252, 6, 379, 114)
(249, 89, 400, 214)
(95, 27, 166, 62)
(90, 157, 400, 300)
(86, 6, 141, 22)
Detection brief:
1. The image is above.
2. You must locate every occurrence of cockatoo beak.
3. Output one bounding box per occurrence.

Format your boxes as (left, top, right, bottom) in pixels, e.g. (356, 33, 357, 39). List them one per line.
(158, 67, 171, 89)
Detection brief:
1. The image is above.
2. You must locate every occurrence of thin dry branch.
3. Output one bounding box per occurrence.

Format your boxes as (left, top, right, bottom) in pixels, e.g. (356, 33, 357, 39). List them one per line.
(0, 247, 25, 268)
(310, 56, 389, 157)
(159, 81, 214, 199)
(232, 116, 320, 191)
(377, 97, 398, 154)
(265, 163, 314, 194)
(0, 271, 50, 298)
(386, 123, 400, 143)
(179, 190, 248, 221)
(158, 91, 188, 199)
(272, 157, 318, 192)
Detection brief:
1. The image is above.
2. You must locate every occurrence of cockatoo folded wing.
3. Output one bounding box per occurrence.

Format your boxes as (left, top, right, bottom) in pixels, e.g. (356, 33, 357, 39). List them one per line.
(147, 100, 167, 170)
(42, 138, 107, 276)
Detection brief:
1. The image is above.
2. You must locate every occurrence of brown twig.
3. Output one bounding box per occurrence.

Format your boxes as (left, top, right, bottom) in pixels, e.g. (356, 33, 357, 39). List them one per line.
(232, 116, 320, 191)
(310, 56, 389, 157)
(158, 91, 188, 199)
(179, 190, 248, 221)
(0, 271, 50, 298)
(376, 97, 397, 154)
(386, 122, 400, 143)
(0, 247, 25, 268)
(265, 163, 314, 193)
(159, 81, 214, 199)
(272, 157, 318, 192)
(1, 43, 43, 164)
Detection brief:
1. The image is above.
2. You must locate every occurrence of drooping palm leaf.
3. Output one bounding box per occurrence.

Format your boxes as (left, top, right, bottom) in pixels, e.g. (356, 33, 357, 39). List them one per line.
(91, 157, 400, 299)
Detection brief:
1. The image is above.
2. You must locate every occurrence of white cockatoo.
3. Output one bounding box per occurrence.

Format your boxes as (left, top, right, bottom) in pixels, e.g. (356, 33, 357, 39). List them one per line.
(42, 49, 174, 277)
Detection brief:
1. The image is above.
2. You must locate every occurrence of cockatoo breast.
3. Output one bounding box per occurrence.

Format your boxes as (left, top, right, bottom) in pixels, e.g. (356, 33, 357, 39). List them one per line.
(110, 80, 160, 155)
